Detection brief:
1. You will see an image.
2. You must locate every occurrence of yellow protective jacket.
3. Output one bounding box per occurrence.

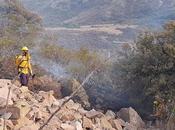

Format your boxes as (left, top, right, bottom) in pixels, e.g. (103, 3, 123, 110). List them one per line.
(17, 54, 33, 75)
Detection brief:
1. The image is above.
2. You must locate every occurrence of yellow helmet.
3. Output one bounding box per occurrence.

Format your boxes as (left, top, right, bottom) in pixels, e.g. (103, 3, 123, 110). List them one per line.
(154, 101, 158, 104)
(21, 46, 29, 51)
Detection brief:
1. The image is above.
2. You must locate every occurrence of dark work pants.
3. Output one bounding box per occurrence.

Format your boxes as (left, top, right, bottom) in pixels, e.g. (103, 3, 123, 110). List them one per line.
(20, 73, 29, 86)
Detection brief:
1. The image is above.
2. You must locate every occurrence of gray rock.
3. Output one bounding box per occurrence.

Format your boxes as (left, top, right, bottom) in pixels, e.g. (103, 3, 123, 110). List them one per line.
(0, 112, 12, 120)
(117, 107, 145, 128)
(0, 106, 20, 120)
(105, 110, 116, 120)
(124, 122, 138, 130)
(86, 109, 102, 119)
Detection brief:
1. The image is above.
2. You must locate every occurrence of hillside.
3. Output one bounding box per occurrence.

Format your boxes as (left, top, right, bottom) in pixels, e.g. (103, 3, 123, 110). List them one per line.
(0, 0, 41, 79)
(0, 79, 165, 130)
(0, 1, 175, 130)
(21, 0, 175, 27)
(0, 0, 41, 55)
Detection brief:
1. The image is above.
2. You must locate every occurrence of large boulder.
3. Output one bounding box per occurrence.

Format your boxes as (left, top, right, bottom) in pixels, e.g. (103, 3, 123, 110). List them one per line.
(37, 91, 57, 106)
(100, 117, 114, 130)
(62, 79, 90, 108)
(0, 119, 14, 130)
(15, 117, 36, 130)
(117, 107, 145, 128)
(123, 122, 138, 130)
(0, 106, 20, 120)
(105, 110, 116, 120)
(65, 100, 81, 111)
(83, 116, 93, 129)
(85, 109, 103, 119)
(74, 121, 83, 130)
(57, 105, 77, 122)
(15, 101, 31, 118)
(109, 119, 124, 130)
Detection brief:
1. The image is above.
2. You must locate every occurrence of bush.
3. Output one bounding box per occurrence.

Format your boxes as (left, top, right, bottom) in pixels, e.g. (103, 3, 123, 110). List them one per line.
(112, 21, 175, 119)
(40, 44, 105, 80)
(0, 56, 48, 79)
(41, 44, 72, 64)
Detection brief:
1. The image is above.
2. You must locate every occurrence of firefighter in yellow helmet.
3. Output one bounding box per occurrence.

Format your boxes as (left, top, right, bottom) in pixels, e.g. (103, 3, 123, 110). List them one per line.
(15, 46, 33, 86)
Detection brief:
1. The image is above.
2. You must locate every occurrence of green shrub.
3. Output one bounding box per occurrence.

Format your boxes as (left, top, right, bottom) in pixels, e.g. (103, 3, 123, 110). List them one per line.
(40, 44, 105, 80)
(113, 21, 175, 118)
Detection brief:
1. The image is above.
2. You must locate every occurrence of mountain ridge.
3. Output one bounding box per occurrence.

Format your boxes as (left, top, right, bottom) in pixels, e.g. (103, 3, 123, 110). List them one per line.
(21, 0, 175, 27)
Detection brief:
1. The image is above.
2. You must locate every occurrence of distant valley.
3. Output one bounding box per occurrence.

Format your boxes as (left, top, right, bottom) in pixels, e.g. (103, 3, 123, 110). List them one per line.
(43, 24, 139, 54)
(20, 0, 175, 58)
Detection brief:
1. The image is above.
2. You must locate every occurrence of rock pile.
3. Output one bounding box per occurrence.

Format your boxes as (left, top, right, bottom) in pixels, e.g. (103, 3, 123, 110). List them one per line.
(0, 79, 159, 130)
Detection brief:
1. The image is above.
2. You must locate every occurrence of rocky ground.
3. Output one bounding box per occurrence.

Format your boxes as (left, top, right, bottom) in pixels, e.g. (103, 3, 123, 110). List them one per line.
(0, 79, 165, 130)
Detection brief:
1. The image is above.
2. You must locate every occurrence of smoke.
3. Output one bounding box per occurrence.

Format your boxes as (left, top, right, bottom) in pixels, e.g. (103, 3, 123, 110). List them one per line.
(30, 42, 71, 79)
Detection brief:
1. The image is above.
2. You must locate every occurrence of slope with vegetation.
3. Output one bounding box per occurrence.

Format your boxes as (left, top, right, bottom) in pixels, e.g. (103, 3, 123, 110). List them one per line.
(0, 0, 42, 79)
(112, 21, 175, 120)
(37, 20, 175, 123)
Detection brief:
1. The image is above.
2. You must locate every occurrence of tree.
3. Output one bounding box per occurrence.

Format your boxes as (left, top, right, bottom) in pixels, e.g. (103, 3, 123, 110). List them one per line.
(113, 21, 175, 118)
